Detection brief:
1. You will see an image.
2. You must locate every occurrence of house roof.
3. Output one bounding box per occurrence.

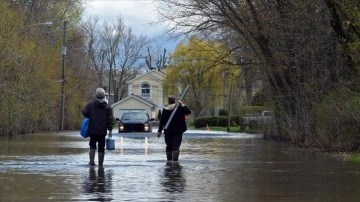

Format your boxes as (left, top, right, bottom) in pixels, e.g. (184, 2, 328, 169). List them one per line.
(126, 69, 164, 84)
(111, 94, 157, 108)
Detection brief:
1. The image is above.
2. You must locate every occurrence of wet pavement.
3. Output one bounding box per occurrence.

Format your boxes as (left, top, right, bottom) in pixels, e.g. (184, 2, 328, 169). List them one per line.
(1, 130, 360, 201)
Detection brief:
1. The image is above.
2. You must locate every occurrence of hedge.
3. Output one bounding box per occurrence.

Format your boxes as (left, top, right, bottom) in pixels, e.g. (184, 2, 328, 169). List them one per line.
(194, 116, 242, 128)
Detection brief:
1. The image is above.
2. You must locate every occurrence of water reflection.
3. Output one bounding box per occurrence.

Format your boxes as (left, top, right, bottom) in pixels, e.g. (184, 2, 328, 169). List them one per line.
(3, 132, 360, 201)
(82, 167, 113, 201)
(145, 137, 148, 155)
(118, 136, 149, 155)
(162, 162, 185, 193)
(119, 137, 124, 154)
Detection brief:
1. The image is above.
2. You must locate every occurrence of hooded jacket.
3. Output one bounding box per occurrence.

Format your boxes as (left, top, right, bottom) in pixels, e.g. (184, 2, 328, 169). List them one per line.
(82, 99, 113, 136)
(158, 103, 191, 134)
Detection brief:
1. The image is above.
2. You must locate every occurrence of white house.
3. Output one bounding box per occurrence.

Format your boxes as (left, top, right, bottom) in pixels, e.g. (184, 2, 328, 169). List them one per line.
(111, 69, 165, 120)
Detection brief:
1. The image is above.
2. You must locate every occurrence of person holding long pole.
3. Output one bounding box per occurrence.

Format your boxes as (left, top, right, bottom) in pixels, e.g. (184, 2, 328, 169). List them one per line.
(157, 93, 191, 162)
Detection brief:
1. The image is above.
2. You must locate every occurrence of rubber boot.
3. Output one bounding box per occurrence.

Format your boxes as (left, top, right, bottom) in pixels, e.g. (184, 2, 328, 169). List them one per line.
(166, 152, 172, 161)
(98, 152, 105, 167)
(173, 151, 180, 161)
(89, 148, 96, 166)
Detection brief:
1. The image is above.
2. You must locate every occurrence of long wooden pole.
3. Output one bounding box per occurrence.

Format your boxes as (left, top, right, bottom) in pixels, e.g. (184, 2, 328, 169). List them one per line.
(164, 85, 190, 130)
(60, 20, 67, 130)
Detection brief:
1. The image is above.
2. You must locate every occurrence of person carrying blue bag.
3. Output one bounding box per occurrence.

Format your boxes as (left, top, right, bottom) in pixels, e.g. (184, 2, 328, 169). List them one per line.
(82, 88, 113, 167)
(80, 118, 89, 138)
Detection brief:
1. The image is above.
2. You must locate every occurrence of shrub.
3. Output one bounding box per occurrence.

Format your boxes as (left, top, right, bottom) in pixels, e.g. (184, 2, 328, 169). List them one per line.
(194, 115, 241, 128)
(218, 109, 229, 116)
(249, 120, 259, 130)
(314, 87, 360, 151)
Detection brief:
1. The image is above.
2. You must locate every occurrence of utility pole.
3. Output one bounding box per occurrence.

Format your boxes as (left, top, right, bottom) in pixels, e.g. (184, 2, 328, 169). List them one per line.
(227, 73, 233, 133)
(60, 20, 67, 130)
(108, 61, 112, 104)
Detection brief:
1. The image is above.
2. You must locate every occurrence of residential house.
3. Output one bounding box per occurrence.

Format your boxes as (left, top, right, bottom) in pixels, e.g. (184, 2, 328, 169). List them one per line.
(111, 69, 165, 120)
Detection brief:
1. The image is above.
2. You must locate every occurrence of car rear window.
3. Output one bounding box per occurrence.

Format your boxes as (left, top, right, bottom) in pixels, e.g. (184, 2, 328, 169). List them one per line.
(122, 112, 148, 120)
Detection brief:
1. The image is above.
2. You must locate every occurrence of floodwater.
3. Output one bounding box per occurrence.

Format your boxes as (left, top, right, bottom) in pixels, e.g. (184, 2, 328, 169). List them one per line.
(1, 130, 360, 202)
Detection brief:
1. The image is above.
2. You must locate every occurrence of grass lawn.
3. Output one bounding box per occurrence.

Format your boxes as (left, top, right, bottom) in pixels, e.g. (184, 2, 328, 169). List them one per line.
(190, 126, 242, 132)
(345, 153, 360, 162)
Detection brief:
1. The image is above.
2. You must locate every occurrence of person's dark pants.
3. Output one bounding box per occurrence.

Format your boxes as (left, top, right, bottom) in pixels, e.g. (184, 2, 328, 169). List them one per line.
(89, 135, 106, 152)
(164, 130, 183, 152)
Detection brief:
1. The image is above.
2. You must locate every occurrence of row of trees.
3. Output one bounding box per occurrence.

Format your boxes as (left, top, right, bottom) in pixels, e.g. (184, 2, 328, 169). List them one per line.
(0, 0, 88, 135)
(157, 0, 360, 151)
(2, 0, 358, 153)
(0, 0, 165, 135)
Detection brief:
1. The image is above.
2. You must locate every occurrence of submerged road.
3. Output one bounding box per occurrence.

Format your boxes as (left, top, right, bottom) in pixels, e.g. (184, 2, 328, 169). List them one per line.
(1, 130, 360, 201)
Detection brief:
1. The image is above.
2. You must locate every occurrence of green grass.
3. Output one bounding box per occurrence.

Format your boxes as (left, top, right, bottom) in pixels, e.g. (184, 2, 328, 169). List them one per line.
(345, 153, 360, 162)
(192, 126, 241, 132)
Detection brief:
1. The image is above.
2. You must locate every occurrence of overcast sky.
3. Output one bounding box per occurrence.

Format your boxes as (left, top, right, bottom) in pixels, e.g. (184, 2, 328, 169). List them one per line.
(82, 0, 179, 52)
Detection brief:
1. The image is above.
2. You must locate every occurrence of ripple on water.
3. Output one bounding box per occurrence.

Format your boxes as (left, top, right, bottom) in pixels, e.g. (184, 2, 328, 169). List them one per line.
(1, 132, 359, 202)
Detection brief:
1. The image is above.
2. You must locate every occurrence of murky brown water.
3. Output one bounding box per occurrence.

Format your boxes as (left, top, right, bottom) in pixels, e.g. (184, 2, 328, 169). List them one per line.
(1, 131, 360, 201)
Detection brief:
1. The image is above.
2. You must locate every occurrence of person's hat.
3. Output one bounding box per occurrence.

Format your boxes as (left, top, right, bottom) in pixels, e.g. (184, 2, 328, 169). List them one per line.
(95, 88, 105, 99)
(168, 95, 176, 104)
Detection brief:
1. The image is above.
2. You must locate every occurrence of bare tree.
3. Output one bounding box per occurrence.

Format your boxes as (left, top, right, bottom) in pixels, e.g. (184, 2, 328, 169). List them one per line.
(82, 16, 151, 103)
(100, 17, 124, 103)
(82, 17, 106, 87)
(156, 0, 359, 150)
(145, 48, 168, 71)
(113, 27, 151, 102)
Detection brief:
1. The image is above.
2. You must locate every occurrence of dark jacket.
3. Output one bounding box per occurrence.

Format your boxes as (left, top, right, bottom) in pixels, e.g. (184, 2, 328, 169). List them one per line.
(158, 103, 191, 134)
(82, 99, 113, 136)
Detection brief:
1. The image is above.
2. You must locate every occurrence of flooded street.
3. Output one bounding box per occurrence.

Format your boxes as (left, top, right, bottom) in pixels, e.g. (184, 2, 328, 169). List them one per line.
(1, 130, 360, 201)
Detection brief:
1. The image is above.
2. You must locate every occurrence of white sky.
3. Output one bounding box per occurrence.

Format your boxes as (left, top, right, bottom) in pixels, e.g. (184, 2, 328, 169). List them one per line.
(83, 0, 179, 52)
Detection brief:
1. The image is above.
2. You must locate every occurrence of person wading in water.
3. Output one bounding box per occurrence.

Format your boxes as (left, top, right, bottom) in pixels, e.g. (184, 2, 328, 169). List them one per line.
(157, 95, 191, 162)
(82, 88, 113, 167)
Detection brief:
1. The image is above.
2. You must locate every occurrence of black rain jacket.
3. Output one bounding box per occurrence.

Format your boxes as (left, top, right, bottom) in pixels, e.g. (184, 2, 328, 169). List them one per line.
(82, 99, 113, 136)
(158, 103, 191, 134)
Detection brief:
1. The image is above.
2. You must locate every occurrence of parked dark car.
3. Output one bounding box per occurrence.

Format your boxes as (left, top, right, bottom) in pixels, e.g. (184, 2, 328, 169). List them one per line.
(116, 112, 154, 133)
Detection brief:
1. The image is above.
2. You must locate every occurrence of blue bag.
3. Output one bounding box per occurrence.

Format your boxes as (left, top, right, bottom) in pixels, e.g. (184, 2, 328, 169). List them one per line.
(106, 137, 115, 150)
(80, 118, 89, 138)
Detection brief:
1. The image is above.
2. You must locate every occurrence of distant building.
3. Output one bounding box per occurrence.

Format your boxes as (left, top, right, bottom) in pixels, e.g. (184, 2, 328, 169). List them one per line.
(111, 69, 165, 120)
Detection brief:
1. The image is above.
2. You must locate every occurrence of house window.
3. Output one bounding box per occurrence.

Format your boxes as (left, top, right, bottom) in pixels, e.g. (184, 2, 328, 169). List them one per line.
(140, 83, 151, 100)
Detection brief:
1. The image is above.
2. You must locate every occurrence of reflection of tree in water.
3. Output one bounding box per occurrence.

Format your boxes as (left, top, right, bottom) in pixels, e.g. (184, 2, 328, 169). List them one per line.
(162, 162, 186, 193)
(82, 167, 113, 201)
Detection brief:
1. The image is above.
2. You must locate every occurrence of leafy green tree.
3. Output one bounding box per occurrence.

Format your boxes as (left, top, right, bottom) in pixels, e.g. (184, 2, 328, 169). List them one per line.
(164, 37, 241, 118)
(0, 0, 87, 135)
(0, 1, 22, 135)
